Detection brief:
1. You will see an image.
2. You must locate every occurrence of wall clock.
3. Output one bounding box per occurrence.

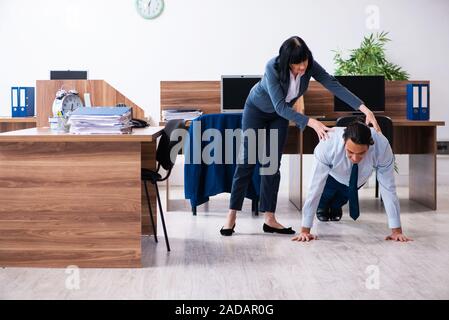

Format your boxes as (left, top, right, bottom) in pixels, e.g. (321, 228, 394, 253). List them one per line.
(135, 0, 165, 19)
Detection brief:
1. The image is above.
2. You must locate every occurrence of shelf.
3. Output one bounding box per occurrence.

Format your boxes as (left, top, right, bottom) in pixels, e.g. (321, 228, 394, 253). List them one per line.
(0, 117, 37, 123)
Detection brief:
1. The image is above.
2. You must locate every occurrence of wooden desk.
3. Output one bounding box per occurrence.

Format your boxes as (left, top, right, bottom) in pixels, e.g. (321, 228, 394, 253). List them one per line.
(0, 126, 164, 268)
(288, 120, 446, 212)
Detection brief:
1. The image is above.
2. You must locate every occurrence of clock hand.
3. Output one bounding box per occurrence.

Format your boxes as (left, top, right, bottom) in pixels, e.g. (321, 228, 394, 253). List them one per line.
(147, 0, 152, 8)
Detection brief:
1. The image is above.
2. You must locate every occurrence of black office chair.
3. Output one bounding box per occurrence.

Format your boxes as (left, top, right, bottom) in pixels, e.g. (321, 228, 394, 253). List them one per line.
(335, 115, 394, 199)
(142, 119, 186, 252)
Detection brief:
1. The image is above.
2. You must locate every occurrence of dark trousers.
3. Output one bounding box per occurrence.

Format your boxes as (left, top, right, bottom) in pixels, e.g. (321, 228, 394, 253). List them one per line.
(318, 175, 351, 210)
(319, 174, 366, 211)
(229, 101, 288, 213)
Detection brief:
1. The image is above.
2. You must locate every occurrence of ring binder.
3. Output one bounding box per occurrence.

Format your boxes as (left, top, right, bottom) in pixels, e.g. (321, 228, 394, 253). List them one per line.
(407, 83, 430, 121)
(11, 87, 19, 117)
(11, 87, 35, 117)
(420, 84, 430, 120)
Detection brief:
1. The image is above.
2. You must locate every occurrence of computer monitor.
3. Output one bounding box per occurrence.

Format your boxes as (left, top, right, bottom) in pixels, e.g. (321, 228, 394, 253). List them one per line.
(50, 70, 88, 80)
(334, 75, 385, 112)
(221, 75, 262, 112)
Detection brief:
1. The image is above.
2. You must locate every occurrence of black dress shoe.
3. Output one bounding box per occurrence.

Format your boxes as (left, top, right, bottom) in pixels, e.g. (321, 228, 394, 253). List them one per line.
(263, 223, 296, 235)
(316, 207, 330, 222)
(330, 207, 343, 221)
(220, 224, 235, 236)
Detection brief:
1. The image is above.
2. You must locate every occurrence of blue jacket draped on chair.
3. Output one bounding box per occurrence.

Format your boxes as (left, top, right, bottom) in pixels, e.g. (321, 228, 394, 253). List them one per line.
(184, 113, 260, 208)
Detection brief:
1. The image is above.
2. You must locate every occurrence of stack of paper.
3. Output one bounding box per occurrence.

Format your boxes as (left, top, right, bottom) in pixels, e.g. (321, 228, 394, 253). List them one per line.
(68, 107, 132, 134)
(162, 109, 202, 121)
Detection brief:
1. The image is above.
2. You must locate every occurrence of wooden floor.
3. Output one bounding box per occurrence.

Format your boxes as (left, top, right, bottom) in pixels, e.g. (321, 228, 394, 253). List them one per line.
(1, 186, 449, 300)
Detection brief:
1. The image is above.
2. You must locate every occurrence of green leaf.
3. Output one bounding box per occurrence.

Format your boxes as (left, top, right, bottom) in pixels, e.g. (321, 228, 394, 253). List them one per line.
(333, 31, 409, 80)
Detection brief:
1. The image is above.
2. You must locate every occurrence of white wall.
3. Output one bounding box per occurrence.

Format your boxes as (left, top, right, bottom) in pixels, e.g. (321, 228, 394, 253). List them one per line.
(1, 0, 449, 188)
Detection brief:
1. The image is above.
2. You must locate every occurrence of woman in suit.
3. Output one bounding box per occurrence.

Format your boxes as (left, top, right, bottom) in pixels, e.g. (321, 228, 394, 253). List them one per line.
(220, 36, 380, 236)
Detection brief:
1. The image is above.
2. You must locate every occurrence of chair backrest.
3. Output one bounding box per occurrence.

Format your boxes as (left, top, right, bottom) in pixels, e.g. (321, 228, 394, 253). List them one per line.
(156, 119, 187, 171)
(335, 115, 393, 147)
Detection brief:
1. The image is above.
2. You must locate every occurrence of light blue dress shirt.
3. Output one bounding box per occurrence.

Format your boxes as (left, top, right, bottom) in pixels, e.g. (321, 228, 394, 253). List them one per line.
(301, 127, 401, 229)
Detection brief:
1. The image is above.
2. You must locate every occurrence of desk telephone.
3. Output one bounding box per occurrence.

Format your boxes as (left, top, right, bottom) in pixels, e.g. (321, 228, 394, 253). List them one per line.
(131, 118, 149, 128)
(115, 103, 149, 128)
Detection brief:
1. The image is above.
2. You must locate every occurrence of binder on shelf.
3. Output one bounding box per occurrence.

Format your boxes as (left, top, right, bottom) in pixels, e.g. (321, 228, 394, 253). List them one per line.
(11, 87, 20, 117)
(23, 87, 35, 117)
(11, 87, 35, 117)
(420, 84, 430, 120)
(407, 83, 430, 121)
(406, 84, 420, 120)
(19, 88, 26, 117)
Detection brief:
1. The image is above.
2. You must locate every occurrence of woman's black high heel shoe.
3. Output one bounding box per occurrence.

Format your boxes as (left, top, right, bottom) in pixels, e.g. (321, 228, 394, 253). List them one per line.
(263, 223, 295, 235)
(220, 224, 235, 236)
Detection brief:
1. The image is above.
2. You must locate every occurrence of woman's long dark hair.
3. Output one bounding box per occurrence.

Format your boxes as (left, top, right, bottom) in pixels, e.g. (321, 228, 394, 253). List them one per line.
(275, 36, 314, 88)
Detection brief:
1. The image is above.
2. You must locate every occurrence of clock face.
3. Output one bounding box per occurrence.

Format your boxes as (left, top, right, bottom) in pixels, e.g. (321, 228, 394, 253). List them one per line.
(136, 0, 164, 19)
(62, 94, 83, 116)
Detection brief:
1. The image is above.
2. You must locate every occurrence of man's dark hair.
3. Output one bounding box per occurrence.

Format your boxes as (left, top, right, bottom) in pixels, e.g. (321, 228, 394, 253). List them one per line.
(343, 120, 374, 146)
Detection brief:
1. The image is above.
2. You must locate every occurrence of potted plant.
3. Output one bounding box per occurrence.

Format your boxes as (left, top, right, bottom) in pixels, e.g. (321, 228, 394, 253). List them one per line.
(333, 31, 409, 80)
(334, 31, 404, 174)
